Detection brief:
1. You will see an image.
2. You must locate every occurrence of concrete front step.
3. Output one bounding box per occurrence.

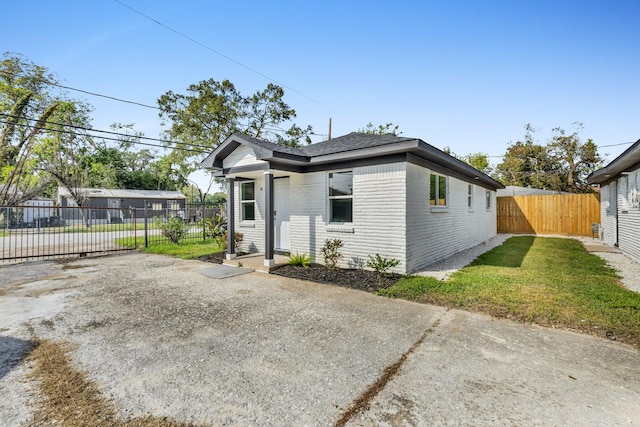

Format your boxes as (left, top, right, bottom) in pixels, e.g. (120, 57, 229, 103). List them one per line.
(223, 253, 289, 273)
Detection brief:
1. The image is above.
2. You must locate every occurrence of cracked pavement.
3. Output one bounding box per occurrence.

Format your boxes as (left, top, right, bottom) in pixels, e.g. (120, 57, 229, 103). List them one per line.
(1, 253, 639, 426)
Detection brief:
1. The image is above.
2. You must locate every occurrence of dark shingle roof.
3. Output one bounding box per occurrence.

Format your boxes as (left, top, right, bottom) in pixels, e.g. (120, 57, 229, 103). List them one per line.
(588, 138, 640, 184)
(202, 132, 504, 190)
(234, 134, 305, 156)
(300, 132, 415, 156)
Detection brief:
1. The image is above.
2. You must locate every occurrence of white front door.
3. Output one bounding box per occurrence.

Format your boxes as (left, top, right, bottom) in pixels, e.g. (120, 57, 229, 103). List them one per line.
(274, 177, 291, 251)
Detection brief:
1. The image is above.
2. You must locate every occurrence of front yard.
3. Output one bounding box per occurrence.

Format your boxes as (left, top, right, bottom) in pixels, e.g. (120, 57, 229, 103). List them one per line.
(138, 235, 640, 349)
(381, 236, 640, 348)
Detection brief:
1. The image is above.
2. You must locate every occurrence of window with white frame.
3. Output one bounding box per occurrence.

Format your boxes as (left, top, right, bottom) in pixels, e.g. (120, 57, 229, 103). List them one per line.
(608, 181, 617, 211)
(486, 189, 492, 209)
(467, 184, 473, 208)
(329, 171, 353, 222)
(240, 181, 255, 221)
(430, 173, 447, 206)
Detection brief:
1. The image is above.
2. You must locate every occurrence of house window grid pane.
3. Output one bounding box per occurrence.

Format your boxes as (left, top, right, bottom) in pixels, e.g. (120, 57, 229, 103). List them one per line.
(241, 182, 255, 221)
(329, 171, 353, 222)
(429, 173, 447, 207)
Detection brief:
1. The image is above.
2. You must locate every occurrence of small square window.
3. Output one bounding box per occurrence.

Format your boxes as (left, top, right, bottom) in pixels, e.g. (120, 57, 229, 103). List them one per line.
(241, 182, 255, 221)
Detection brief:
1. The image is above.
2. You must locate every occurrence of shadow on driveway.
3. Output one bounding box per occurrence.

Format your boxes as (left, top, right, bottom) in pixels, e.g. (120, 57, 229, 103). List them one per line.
(0, 335, 36, 381)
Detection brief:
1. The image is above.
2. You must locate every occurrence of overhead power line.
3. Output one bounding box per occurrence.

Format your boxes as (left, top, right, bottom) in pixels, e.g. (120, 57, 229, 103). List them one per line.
(112, 0, 328, 107)
(0, 118, 200, 153)
(0, 69, 159, 110)
(598, 141, 637, 148)
(0, 113, 210, 152)
(54, 82, 158, 109)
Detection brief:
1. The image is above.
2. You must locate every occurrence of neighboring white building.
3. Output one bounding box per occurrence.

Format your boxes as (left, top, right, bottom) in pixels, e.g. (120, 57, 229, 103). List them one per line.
(201, 133, 504, 274)
(497, 185, 569, 197)
(588, 138, 640, 263)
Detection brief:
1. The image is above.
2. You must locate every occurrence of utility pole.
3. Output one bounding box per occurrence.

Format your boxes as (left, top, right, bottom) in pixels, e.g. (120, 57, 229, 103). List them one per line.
(328, 117, 332, 140)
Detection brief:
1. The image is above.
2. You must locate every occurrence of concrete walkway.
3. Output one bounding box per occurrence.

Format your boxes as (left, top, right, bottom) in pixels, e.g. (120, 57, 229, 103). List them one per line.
(1, 253, 639, 426)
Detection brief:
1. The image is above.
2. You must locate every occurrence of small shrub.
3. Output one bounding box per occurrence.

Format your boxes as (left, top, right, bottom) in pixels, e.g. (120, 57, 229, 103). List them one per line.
(321, 239, 344, 269)
(287, 252, 313, 267)
(205, 214, 227, 238)
(366, 254, 400, 275)
(218, 231, 244, 252)
(155, 217, 189, 244)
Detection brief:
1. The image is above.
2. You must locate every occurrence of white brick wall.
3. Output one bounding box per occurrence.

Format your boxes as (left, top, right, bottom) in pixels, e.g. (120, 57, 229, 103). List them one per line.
(289, 163, 407, 273)
(405, 162, 497, 273)
(599, 184, 617, 246)
(617, 170, 640, 263)
(225, 151, 498, 274)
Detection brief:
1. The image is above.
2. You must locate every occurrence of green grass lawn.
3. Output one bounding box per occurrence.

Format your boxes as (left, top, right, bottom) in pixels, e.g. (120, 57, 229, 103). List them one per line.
(116, 236, 224, 259)
(380, 236, 640, 348)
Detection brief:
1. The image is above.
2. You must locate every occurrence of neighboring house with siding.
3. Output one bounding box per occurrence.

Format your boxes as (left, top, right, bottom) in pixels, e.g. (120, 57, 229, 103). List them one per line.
(201, 132, 504, 274)
(57, 187, 186, 224)
(588, 138, 640, 263)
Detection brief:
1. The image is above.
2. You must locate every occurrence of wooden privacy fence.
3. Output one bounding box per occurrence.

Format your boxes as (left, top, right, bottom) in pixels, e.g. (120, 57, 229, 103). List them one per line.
(497, 194, 600, 236)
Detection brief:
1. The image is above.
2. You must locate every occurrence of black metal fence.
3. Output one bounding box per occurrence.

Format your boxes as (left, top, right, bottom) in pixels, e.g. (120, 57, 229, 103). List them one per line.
(1, 202, 224, 263)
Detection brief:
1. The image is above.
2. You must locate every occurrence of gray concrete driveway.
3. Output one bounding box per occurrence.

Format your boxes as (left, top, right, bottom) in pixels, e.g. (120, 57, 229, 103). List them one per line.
(1, 253, 639, 426)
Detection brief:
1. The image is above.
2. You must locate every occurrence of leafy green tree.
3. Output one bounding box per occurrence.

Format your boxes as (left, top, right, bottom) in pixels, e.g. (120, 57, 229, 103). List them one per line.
(0, 53, 62, 203)
(496, 124, 602, 193)
(38, 101, 96, 225)
(441, 146, 493, 176)
(463, 153, 492, 175)
(206, 191, 226, 207)
(549, 123, 603, 193)
(358, 122, 401, 135)
(157, 79, 312, 182)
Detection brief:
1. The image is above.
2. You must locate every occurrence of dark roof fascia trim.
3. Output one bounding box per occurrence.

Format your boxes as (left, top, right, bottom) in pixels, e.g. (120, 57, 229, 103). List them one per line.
(221, 163, 270, 175)
(200, 140, 240, 169)
(307, 139, 420, 164)
(219, 156, 407, 175)
(201, 134, 309, 169)
(267, 150, 310, 164)
(266, 161, 306, 173)
(587, 139, 640, 185)
(407, 154, 502, 190)
(593, 159, 640, 187)
(304, 153, 408, 173)
(412, 141, 504, 189)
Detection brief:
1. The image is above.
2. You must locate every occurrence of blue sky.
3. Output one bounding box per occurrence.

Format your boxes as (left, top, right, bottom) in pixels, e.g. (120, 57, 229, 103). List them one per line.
(3, 0, 640, 188)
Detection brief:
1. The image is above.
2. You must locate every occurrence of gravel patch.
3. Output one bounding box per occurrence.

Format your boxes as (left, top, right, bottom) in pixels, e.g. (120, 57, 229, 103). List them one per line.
(569, 235, 640, 294)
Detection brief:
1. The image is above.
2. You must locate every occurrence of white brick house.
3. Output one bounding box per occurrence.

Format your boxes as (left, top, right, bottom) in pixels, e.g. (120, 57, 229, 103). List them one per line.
(201, 133, 504, 274)
(588, 138, 640, 263)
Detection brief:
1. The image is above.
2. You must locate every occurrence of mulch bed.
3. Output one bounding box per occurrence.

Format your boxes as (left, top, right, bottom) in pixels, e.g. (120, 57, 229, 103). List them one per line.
(198, 252, 226, 264)
(197, 252, 401, 293)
